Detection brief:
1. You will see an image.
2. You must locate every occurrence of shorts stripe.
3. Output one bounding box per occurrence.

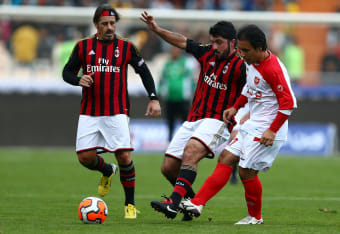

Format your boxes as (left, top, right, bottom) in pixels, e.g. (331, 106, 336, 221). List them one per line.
(209, 124, 226, 151)
(165, 153, 182, 160)
(191, 137, 214, 157)
(76, 146, 133, 153)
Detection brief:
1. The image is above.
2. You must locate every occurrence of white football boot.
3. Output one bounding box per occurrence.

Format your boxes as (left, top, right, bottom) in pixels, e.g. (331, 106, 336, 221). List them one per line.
(181, 199, 204, 218)
(234, 215, 264, 225)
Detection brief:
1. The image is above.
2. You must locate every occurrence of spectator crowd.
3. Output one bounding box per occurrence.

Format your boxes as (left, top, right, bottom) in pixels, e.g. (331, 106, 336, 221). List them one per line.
(0, 0, 340, 86)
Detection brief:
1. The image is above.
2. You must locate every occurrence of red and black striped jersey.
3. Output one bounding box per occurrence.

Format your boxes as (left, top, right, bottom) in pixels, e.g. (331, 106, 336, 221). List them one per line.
(185, 39, 246, 122)
(63, 34, 157, 116)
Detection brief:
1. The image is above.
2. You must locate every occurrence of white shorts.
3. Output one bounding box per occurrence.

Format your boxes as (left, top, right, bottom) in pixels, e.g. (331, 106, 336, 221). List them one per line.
(225, 129, 285, 172)
(76, 114, 133, 153)
(166, 118, 231, 160)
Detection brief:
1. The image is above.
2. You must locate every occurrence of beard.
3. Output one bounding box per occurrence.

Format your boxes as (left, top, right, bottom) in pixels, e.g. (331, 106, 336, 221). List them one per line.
(214, 42, 231, 62)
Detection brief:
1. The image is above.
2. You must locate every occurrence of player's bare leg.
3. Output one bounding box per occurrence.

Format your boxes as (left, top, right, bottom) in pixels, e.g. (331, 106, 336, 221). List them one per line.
(161, 156, 181, 187)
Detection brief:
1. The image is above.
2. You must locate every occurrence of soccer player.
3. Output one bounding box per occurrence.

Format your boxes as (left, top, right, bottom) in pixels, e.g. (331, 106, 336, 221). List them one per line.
(182, 24, 297, 225)
(140, 11, 246, 219)
(62, 4, 161, 219)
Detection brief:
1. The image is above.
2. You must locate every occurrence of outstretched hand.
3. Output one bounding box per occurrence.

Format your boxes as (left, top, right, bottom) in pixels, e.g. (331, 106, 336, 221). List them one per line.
(140, 11, 158, 32)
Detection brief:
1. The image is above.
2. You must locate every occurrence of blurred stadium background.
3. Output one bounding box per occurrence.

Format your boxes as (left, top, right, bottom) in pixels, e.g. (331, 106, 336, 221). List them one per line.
(0, 0, 339, 156)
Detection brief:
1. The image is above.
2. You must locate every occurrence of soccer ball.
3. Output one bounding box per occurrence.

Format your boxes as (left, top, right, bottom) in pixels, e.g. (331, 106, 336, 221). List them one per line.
(78, 197, 108, 224)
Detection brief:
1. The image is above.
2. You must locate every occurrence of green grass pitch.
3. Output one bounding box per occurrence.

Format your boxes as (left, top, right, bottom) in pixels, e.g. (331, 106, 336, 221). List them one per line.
(0, 148, 339, 234)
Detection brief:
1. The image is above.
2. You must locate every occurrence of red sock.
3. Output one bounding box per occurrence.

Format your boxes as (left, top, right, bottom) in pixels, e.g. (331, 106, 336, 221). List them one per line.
(242, 176, 262, 219)
(191, 163, 233, 206)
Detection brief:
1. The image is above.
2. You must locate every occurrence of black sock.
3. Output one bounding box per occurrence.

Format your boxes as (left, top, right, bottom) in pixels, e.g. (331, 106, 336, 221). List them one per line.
(165, 170, 195, 199)
(184, 187, 195, 199)
(94, 155, 113, 177)
(166, 176, 176, 186)
(119, 161, 135, 206)
(170, 165, 197, 208)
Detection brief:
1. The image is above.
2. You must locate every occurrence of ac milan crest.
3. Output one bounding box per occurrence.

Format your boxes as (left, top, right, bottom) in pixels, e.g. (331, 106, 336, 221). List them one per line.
(114, 47, 120, 58)
(254, 77, 260, 85)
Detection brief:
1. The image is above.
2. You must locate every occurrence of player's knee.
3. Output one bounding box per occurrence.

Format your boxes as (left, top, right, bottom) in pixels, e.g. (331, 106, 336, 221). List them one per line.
(239, 167, 258, 180)
(77, 151, 96, 168)
(182, 145, 194, 159)
(182, 145, 204, 165)
(115, 150, 131, 165)
(218, 150, 239, 166)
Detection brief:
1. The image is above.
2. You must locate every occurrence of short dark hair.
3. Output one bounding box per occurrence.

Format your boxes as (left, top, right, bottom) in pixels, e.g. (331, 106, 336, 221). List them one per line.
(93, 4, 120, 24)
(237, 24, 267, 51)
(209, 21, 236, 40)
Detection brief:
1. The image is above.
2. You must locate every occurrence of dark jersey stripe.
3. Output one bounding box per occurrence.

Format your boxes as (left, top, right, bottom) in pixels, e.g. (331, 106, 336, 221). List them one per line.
(93, 38, 102, 116)
(208, 60, 228, 119)
(90, 38, 97, 116)
(109, 38, 118, 115)
(113, 39, 123, 114)
(124, 42, 131, 116)
(80, 40, 88, 115)
(220, 58, 239, 119)
(99, 44, 107, 116)
(119, 40, 128, 114)
(103, 42, 113, 115)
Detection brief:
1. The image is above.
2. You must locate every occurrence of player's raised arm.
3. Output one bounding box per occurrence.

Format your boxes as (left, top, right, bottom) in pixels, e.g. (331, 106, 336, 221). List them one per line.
(140, 11, 187, 50)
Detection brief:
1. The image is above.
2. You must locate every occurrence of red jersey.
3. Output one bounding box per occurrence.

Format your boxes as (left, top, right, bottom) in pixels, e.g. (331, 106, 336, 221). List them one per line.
(64, 34, 156, 116)
(186, 39, 246, 122)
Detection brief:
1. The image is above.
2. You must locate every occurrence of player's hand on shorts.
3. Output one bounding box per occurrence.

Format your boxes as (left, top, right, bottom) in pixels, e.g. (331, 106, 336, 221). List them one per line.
(223, 107, 237, 124)
(260, 129, 276, 146)
(79, 73, 94, 88)
(140, 11, 158, 31)
(145, 100, 161, 117)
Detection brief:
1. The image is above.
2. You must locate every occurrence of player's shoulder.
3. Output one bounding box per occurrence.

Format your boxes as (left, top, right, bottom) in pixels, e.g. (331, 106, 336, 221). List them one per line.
(116, 35, 139, 50)
(76, 34, 96, 45)
(230, 52, 244, 63)
(259, 53, 286, 81)
(115, 35, 133, 45)
(266, 53, 285, 74)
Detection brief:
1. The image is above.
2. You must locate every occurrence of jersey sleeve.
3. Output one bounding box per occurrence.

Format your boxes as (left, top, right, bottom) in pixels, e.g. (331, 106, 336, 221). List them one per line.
(62, 43, 82, 86)
(129, 42, 159, 100)
(185, 39, 211, 60)
(263, 66, 297, 115)
(129, 42, 145, 72)
(233, 94, 248, 110)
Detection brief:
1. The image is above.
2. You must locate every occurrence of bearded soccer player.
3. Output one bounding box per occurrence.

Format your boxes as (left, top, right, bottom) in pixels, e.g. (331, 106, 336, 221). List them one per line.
(182, 24, 297, 225)
(62, 4, 161, 219)
(140, 12, 246, 220)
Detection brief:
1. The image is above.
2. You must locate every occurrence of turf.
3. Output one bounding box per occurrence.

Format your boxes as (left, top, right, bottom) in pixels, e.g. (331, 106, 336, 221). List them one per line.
(0, 148, 339, 234)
